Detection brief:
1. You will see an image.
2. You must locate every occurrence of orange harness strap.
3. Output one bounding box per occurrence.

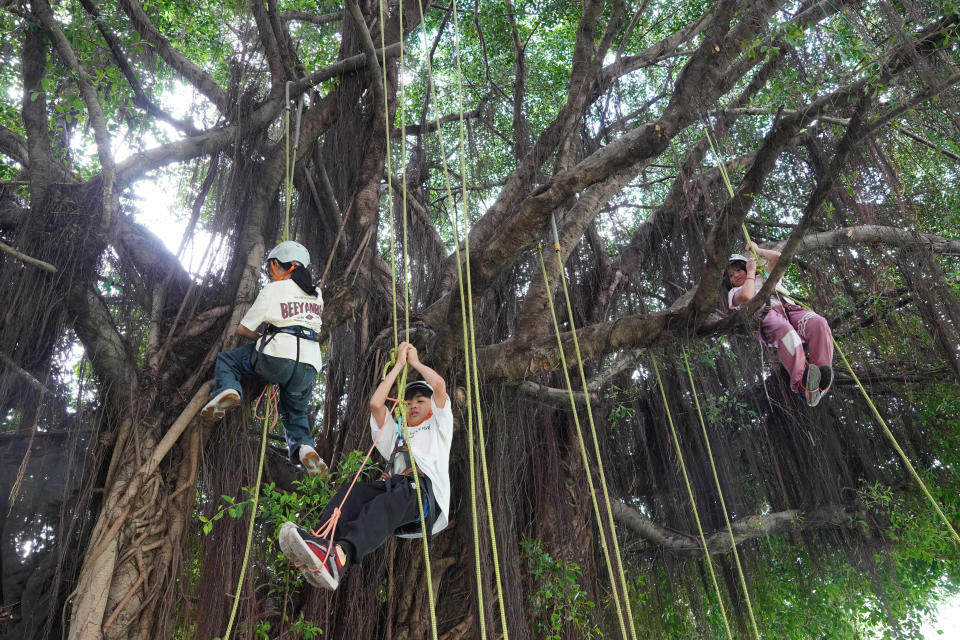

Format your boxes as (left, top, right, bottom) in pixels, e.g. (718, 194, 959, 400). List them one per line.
(270, 260, 296, 281)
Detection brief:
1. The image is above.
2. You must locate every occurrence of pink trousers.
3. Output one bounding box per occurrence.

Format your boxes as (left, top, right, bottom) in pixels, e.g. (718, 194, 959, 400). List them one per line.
(759, 305, 833, 392)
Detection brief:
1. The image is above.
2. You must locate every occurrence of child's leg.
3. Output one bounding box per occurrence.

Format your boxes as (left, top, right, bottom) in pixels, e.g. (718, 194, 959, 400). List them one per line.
(211, 344, 256, 397)
(253, 355, 318, 460)
(324, 478, 421, 563)
(791, 308, 834, 368)
(761, 309, 808, 391)
(277, 380, 317, 460)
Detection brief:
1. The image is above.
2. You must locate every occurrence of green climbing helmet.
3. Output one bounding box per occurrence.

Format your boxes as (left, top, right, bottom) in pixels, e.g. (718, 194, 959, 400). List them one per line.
(268, 241, 310, 268)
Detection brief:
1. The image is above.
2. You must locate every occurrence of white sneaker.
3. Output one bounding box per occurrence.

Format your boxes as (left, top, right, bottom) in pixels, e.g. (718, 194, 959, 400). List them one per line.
(200, 389, 241, 421)
(299, 445, 328, 477)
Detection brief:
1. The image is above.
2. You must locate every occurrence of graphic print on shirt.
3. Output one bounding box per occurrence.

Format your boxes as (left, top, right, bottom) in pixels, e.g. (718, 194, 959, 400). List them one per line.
(279, 301, 323, 320)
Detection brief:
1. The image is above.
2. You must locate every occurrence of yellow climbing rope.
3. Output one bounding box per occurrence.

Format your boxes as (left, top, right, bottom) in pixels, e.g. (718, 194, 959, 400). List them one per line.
(224, 89, 308, 636)
(222, 385, 277, 640)
(650, 354, 735, 640)
(681, 348, 761, 639)
(544, 214, 639, 640)
(536, 242, 633, 640)
(410, 0, 511, 636)
(282, 82, 305, 243)
(379, 3, 439, 637)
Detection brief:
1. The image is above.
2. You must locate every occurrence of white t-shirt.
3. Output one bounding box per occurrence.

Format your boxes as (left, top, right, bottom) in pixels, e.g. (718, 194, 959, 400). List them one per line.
(240, 279, 324, 371)
(728, 275, 785, 310)
(370, 397, 454, 537)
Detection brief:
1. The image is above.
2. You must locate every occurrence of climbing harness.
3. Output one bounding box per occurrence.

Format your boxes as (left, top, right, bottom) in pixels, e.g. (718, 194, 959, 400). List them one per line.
(383, 414, 436, 533)
(246, 322, 320, 387)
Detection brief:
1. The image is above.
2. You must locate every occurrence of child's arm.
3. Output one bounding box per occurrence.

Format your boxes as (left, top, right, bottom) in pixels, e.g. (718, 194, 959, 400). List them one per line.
(406, 344, 447, 408)
(370, 343, 409, 429)
(748, 240, 780, 272)
(237, 325, 261, 340)
(237, 286, 270, 340)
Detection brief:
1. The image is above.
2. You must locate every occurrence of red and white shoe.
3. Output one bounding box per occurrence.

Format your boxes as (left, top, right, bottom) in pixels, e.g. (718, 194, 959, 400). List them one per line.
(278, 522, 347, 590)
(200, 389, 241, 421)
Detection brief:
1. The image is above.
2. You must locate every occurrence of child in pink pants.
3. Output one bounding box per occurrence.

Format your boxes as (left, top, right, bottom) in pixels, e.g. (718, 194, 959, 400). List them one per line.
(724, 242, 834, 406)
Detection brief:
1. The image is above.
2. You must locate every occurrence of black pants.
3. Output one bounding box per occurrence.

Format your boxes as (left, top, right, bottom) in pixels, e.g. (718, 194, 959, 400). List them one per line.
(316, 476, 435, 563)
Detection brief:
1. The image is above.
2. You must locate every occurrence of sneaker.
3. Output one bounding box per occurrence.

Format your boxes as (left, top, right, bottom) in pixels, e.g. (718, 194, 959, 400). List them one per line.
(800, 364, 822, 407)
(278, 522, 347, 590)
(299, 445, 328, 477)
(200, 389, 241, 421)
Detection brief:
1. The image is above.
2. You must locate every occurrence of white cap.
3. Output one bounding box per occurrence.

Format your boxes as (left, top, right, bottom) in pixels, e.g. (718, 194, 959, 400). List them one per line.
(268, 241, 310, 268)
(728, 253, 749, 264)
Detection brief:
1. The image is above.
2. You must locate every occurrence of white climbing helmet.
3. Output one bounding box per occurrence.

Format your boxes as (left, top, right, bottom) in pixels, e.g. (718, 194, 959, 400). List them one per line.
(404, 380, 434, 400)
(728, 253, 749, 265)
(267, 241, 310, 268)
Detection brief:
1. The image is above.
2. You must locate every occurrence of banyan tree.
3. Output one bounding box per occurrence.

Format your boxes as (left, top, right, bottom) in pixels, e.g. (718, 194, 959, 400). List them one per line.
(2, 0, 960, 638)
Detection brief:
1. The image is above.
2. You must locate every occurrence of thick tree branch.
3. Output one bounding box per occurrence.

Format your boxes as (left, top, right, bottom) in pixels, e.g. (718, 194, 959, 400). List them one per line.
(36, 0, 119, 232)
(775, 225, 960, 256)
(118, 0, 229, 113)
(0, 123, 28, 166)
(514, 166, 640, 338)
(78, 0, 199, 136)
(68, 283, 138, 398)
(398, 105, 483, 137)
(115, 45, 397, 183)
(687, 86, 861, 316)
(280, 10, 341, 26)
(730, 95, 873, 325)
(251, 0, 287, 87)
(611, 501, 866, 554)
(114, 215, 193, 294)
(515, 380, 598, 408)
(453, 0, 773, 299)
(0, 350, 51, 394)
(345, 0, 386, 121)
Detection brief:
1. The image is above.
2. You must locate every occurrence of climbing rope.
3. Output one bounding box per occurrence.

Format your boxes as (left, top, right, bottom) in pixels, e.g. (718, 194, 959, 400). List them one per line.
(650, 354, 735, 640)
(411, 0, 510, 635)
(704, 124, 960, 547)
(223, 384, 278, 640)
(379, 1, 401, 351)
(544, 214, 638, 640)
(536, 242, 632, 640)
(681, 348, 761, 640)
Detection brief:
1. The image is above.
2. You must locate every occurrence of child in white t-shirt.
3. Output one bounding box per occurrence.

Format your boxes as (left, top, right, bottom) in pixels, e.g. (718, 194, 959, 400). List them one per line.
(277, 342, 453, 590)
(200, 241, 327, 476)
